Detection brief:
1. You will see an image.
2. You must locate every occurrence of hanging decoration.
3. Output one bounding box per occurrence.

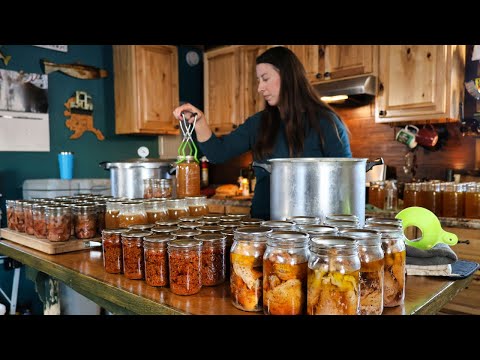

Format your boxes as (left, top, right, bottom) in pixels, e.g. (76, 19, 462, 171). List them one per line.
(64, 91, 104, 140)
(0, 46, 12, 66)
(41, 59, 108, 79)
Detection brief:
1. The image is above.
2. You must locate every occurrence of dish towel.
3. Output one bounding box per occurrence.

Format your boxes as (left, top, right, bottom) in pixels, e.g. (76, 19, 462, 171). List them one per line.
(406, 243, 458, 266)
(406, 264, 452, 276)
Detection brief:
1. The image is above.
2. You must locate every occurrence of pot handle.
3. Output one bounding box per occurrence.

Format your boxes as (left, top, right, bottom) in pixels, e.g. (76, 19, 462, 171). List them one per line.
(168, 162, 177, 175)
(252, 161, 272, 174)
(99, 161, 110, 170)
(366, 157, 384, 172)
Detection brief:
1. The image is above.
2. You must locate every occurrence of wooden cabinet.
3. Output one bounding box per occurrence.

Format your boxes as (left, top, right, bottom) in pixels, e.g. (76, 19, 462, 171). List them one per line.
(375, 45, 466, 124)
(286, 45, 376, 83)
(204, 45, 267, 136)
(113, 45, 179, 135)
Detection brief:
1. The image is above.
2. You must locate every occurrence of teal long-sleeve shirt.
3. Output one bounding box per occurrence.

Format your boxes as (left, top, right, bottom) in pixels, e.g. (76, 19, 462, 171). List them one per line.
(198, 109, 352, 220)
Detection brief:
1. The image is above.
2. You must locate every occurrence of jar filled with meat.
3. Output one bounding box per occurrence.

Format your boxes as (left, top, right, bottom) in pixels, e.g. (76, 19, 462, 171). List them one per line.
(176, 155, 200, 198)
(45, 205, 72, 242)
(122, 231, 152, 280)
(73, 204, 98, 239)
(364, 224, 406, 308)
(185, 195, 208, 216)
(14, 200, 26, 232)
(167, 239, 203, 295)
(32, 202, 48, 239)
(263, 231, 309, 315)
(143, 233, 174, 287)
(194, 233, 226, 286)
(23, 201, 35, 235)
(95, 201, 106, 235)
(230, 226, 273, 312)
(307, 236, 361, 315)
(102, 228, 128, 274)
(152, 178, 173, 198)
(117, 201, 148, 228)
(144, 199, 169, 224)
(340, 228, 385, 315)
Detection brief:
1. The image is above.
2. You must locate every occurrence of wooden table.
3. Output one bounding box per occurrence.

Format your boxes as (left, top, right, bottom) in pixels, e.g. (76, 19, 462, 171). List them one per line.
(0, 239, 474, 315)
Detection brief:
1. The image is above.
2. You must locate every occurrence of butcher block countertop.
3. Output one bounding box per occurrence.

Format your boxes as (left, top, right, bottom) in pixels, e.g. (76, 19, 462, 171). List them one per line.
(0, 237, 474, 315)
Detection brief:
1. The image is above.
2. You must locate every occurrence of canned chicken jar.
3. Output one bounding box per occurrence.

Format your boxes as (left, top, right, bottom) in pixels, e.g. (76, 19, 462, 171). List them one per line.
(45, 205, 72, 242)
(73, 204, 98, 239)
(307, 236, 360, 315)
(230, 226, 273, 312)
(263, 231, 309, 315)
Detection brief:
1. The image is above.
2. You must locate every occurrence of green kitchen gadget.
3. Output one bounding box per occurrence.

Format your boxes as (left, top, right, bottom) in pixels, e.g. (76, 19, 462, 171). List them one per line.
(395, 206, 458, 250)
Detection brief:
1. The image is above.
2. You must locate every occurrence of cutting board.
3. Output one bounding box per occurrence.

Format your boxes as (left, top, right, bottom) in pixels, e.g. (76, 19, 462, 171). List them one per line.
(0, 228, 101, 254)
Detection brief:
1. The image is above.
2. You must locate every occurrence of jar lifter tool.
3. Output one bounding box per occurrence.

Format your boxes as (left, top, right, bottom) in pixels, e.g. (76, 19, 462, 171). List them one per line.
(177, 111, 199, 163)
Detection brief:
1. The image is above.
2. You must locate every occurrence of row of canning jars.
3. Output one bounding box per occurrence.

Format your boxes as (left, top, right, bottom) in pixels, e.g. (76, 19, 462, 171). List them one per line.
(102, 213, 253, 292)
(5, 195, 111, 241)
(105, 196, 210, 229)
(230, 217, 406, 315)
(404, 181, 480, 218)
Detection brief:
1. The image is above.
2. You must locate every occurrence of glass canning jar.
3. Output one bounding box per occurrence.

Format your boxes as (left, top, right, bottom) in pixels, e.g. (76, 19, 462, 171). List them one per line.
(122, 231, 152, 280)
(222, 229, 234, 280)
(143, 178, 153, 199)
(240, 218, 263, 226)
(403, 182, 419, 208)
(364, 224, 406, 308)
(117, 201, 148, 228)
(230, 226, 273, 312)
(323, 219, 359, 230)
(442, 183, 464, 218)
(23, 201, 35, 235)
(185, 195, 208, 216)
(339, 229, 384, 315)
(424, 182, 443, 216)
(176, 155, 200, 198)
(365, 217, 403, 228)
(384, 180, 398, 211)
(307, 236, 360, 315)
(14, 200, 26, 233)
(102, 228, 127, 274)
(6, 199, 16, 230)
(152, 178, 173, 198)
(95, 201, 106, 235)
(45, 205, 72, 242)
(171, 229, 202, 240)
(32, 202, 48, 239)
(151, 225, 180, 235)
(128, 224, 155, 232)
(194, 233, 227, 286)
(286, 216, 321, 228)
(105, 199, 126, 229)
(465, 183, 480, 219)
(166, 199, 189, 220)
(260, 220, 296, 231)
(263, 231, 309, 315)
(197, 225, 225, 234)
(144, 199, 169, 224)
(143, 233, 175, 287)
(325, 214, 359, 223)
(73, 204, 98, 239)
(168, 239, 203, 295)
(296, 224, 338, 237)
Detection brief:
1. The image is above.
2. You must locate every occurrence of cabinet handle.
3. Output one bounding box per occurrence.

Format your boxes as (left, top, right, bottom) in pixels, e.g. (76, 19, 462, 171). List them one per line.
(378, 82, 384, 93)
(457, 240, 470, 245)
(316, 73, 323, 79)
(214, 127, 219, 132)
(427, 52, 431, 59)
(379, 110, 386, 116)
(324, 72, 331, 78)
(232, 124, 237, 129)
(174, 124, 180, 129)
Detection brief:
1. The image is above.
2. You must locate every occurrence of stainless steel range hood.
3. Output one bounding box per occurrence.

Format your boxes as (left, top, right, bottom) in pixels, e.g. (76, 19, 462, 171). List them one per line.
(313, 75, 376, 104)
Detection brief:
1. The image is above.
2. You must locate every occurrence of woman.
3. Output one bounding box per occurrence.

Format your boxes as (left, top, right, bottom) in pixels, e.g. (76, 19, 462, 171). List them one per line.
(173, 46, 352, 220)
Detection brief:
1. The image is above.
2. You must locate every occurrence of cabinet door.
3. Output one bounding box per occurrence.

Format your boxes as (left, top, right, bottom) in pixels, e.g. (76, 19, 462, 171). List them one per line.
(285, 45, 319, 82)
(239, 45, 268, 121)
(375, 45, 465, 124)
(114, 45, 179, 135)
(204, 46, 241, 136)
(324, 45, 375, 79)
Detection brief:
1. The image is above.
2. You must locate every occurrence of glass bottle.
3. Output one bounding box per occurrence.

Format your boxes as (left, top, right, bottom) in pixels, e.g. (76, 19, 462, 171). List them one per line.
(364, 224, 406, 308)
(121, 231, 152, 280)
(143, 233, 174, 287)
(194, 233, 226, 286)
(168, 239, 203, 295)
(102, 228, 127, 274)
(263, 231, 309, 315)
(176, 155, 200, 198)
(307, 236, 360, 315)
(230, 226, 272, 312)
(339, 229, 384, 315)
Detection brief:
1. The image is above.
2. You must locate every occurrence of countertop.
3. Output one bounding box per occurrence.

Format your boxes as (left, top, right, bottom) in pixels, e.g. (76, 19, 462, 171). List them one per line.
(0, 236, 473, 315)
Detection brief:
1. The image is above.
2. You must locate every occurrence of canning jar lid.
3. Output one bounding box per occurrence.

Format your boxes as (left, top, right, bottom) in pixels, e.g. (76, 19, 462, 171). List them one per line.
(144, 233, 174, 243)
(168, 239, 203, 249)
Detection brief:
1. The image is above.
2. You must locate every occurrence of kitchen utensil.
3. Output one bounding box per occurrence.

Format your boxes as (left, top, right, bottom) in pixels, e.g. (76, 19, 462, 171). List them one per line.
(465, 79, 480, 100)
(253, 157, 383, 226)
(395, 206, 458, 250)
(395, 125, 419, 148)
(416, 124, 439, 147)
(177, 112, 199, 164)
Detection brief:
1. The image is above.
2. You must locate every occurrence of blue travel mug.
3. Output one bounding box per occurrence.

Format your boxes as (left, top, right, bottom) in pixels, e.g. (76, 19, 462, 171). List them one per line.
(58, 151, 74, 180)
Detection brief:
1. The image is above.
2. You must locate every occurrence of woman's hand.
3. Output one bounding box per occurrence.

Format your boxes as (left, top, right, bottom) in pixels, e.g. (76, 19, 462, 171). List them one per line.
(173, 103, 212, 142)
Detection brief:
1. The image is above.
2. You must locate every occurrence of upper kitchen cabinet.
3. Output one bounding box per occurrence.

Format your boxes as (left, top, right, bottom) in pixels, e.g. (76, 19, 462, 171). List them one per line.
(113, 45, 179, 135)
(204, 45, 267, 136)
(286, 45, 376, 83)
(375, 45, 466, 124)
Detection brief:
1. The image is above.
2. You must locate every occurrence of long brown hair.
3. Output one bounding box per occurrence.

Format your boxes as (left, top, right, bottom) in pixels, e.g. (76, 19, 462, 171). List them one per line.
(253, 46, 347, 160)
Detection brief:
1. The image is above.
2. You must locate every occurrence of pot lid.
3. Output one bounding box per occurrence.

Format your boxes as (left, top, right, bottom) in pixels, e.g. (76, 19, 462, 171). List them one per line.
(101, 157, 176, 169)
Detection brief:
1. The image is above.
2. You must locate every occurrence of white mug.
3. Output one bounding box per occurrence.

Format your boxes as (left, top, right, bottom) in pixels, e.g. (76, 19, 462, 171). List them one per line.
(395, 125, 419, 148)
